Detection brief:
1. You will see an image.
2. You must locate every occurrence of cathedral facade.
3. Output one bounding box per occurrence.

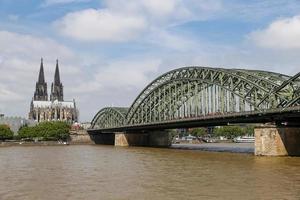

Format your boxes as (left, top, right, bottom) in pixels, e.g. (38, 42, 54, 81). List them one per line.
(29, 59, 78, 123)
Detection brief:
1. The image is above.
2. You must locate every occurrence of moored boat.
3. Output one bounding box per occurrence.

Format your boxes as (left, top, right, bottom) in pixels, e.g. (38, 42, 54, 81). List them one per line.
(233, 136, 255, 143)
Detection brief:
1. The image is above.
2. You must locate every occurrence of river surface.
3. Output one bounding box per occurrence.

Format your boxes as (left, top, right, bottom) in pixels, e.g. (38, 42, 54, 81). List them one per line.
(0, 145, 299, 200)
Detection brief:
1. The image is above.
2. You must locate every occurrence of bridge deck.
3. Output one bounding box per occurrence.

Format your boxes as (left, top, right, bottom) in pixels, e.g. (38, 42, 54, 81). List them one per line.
(88, 106, 300, 133)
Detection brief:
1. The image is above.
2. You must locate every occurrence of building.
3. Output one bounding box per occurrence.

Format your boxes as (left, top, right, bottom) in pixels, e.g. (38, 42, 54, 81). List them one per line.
(29, 58, 78, 123)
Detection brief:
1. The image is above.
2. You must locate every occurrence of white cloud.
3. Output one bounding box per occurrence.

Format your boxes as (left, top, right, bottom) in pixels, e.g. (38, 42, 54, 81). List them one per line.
(146, 30, 196, 51)
(54, 9, 147, 42)
(249, 15, 300, 49)
(0, 31, 74, 60)
(54, 0, 223, 43)
(70, 58, 161, 117)
(0, 84, 22, 102)
(73, 58, 161, 94)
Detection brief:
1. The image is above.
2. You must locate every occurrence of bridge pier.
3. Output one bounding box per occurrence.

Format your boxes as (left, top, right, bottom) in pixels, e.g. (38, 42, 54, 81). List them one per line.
(114, 130, 171, 147)
(89, 132, 115, 145)
(114, 132, 148, 146)
(255, 125, 300, 156)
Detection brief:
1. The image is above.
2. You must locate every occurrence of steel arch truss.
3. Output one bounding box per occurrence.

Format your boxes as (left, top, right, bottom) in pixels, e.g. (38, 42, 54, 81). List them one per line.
(126, 67, 300, 125)
(91, 107, 128, 129)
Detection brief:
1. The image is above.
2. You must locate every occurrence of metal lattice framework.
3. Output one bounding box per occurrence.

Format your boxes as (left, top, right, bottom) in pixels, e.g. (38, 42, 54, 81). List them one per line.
(91, 107, 128, 129)
(91, 66, 300, 129)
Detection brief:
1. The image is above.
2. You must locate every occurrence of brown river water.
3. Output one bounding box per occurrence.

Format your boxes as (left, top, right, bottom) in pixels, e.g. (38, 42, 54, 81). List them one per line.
(0, 145, 299, 200)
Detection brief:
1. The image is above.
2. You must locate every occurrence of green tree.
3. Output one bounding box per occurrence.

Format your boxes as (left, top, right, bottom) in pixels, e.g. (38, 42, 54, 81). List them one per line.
(244, 125, 255, 136)
(169, 129, 179, 138)
(213, 126, 243, 139)
(18, 126, 36, 139)
(190, 128, 206, 137)
(18, 121, 70, 141)
(0, 124, 14, 140)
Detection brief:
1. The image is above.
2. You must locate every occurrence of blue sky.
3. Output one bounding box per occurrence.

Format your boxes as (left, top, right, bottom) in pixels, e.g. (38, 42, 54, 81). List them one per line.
(1, 0, 300, 121)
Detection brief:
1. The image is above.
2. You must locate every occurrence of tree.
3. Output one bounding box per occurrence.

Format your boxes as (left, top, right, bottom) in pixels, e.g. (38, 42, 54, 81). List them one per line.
(190, 128, 206, 137)
(18, 121, 71, 141)
(244, 125, 255, 136)
(213, 126, 243, 139)
(18, 126, 36, 139)
(0, 124, 14, 140)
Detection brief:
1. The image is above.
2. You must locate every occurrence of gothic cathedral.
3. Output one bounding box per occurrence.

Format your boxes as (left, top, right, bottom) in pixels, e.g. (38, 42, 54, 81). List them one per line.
(29, 58, 78, 123)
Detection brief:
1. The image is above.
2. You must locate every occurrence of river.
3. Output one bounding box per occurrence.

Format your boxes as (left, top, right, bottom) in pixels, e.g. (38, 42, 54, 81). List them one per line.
(0, 145, 299, 200)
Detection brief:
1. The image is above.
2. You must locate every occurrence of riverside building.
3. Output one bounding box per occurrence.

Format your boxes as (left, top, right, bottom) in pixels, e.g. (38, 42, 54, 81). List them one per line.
(28, 58, 78, 123)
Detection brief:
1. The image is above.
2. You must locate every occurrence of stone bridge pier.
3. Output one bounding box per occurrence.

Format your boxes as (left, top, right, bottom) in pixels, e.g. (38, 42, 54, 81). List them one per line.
(114, 130, 172, 147)
(255, 125, 300, 156)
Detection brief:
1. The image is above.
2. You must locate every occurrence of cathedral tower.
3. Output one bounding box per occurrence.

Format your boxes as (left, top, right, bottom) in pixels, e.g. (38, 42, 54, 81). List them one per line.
(50, 59, 64, 101)
(33, 58, 48, 101)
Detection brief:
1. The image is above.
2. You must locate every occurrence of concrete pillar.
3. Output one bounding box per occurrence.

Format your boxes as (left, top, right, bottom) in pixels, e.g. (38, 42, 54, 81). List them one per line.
(114, 132, 129, 146)
(114, 132, 148, 147)
(255, 125, 300, 156)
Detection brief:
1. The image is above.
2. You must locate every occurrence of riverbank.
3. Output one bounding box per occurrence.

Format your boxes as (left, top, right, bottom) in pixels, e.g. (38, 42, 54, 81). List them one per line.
(1, 141, 254, 154)
(0, 130, 94, 147)
(0, 141, 97, 147)
(0, 141, 72, 147)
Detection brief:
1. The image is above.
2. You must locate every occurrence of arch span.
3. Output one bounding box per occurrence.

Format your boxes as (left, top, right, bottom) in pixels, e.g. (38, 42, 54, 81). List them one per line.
(125, 67, 300, 125)
(91, 107, 129, 129)
(90, 66, 300, 129)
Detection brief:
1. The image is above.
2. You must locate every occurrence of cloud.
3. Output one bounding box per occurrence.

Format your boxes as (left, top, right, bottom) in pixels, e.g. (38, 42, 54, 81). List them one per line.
(70, 58, 161, 117)
(146, 30, 196, 51)
(73, 58, 161, 94)
(0, 84, 22, 102)
(0, 31, 74, 60)
(54, 9, 147, 42)
(54, 0, 223, 43)
(249, 15, 300, 49)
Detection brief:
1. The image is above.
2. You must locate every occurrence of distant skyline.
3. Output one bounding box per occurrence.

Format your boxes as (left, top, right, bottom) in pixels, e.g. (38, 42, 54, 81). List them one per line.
(1, 0, 300, 121)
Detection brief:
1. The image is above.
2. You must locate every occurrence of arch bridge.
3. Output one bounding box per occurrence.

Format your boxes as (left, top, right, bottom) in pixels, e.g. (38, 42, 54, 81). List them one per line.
(88, 66, 300, 156)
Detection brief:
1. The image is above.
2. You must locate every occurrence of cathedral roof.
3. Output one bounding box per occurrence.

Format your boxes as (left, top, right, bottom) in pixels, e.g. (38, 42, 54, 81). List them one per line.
(32, 100, 75, 108)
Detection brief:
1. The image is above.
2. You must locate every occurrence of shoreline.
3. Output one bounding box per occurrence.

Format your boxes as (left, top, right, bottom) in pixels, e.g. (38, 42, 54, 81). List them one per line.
(1, 141, 255, 154)
(0, 141, 92, 147)
(1, 141, 67, 147)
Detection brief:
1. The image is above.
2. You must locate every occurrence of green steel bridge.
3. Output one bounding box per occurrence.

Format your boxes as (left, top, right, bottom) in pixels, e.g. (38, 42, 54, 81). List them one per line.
(89, 66, 300, 133)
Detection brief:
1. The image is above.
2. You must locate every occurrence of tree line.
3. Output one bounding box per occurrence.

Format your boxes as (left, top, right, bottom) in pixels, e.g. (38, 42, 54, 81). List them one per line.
(189, 125, 255, 139)
(0, 121, 70, 141)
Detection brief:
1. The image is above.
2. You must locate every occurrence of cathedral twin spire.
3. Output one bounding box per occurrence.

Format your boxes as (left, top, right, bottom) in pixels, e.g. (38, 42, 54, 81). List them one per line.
(50, 59, 64, 101)
(34, 58, 64, 101)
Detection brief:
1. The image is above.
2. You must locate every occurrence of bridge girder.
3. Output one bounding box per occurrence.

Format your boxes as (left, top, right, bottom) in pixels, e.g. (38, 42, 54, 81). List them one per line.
(90, 66, 300, 129)
(91, 107, 128, 129)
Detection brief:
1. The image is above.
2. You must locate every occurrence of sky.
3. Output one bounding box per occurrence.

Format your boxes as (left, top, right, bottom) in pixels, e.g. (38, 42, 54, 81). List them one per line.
(1, 0, 300, 121)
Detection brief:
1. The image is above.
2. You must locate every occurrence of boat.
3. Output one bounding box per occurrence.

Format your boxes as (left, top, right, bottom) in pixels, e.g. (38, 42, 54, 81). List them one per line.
(233, 136, 255, 143)
(202, 137, 217, 143)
